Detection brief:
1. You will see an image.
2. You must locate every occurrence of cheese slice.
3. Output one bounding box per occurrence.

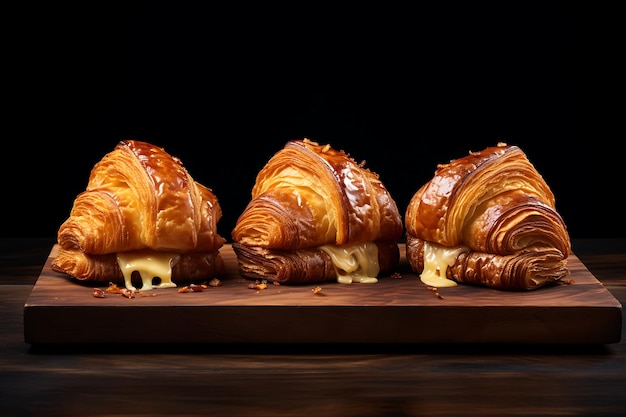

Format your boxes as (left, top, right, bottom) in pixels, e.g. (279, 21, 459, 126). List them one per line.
(420, 241, 468, 287)
(116, 250, 181, 291)
(319, 242, 380, 284)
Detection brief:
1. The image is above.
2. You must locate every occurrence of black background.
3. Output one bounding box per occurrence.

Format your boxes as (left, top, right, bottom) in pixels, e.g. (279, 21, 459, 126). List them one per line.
(5, 2, 624, 239)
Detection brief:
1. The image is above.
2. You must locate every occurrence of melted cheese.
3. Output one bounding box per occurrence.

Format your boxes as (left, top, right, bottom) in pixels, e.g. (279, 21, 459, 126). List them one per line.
(420, 241, 468, 288)
(319, 242, 379, 284)
(116, 250, 181, 291)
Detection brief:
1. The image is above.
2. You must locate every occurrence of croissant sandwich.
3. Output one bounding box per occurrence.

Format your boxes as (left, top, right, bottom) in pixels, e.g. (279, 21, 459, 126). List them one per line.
(52, 139, 226, 291)
(405, 143, 571, 291)
(231, 138, 403, 284)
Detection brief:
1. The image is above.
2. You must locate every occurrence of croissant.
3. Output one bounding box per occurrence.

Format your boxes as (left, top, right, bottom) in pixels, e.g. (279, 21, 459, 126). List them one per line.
(231, 138, 403, 284)
(52, 139, 226, 290)
(405, 143, 571, 291)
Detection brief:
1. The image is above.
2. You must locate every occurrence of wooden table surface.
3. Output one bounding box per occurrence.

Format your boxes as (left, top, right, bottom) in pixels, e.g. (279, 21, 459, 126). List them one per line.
(2, 238, 625, 416)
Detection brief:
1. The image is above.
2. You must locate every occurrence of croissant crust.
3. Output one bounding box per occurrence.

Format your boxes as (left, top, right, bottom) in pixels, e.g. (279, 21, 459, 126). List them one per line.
(405, 143, 571, 290)
(232, 139, 403, 249)
(231, 139, 403, 283)
(52, 140, 226, 283)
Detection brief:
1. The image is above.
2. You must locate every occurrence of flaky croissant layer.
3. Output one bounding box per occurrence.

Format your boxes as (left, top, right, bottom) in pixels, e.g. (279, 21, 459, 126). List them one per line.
(231, 138, 403, 284)
(52, 140, 226, 287)
(232, 139, 403, 249)
(57, 140, 225, 254)
(405, 143, 571, 291)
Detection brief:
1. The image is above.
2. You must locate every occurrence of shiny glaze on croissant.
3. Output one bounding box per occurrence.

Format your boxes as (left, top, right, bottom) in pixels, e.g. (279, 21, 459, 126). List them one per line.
(231, 138, 403, 284)
(52, 140, 226, 287)
(405, 143, 571, 290)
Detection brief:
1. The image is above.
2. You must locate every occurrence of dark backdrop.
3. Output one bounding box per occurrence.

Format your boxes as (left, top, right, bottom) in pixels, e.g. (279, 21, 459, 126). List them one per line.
(5, 2, 624, 239)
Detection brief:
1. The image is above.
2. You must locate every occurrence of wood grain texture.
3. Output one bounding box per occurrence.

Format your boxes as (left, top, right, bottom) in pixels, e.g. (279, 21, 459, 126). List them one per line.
(23, 244, 622, 345)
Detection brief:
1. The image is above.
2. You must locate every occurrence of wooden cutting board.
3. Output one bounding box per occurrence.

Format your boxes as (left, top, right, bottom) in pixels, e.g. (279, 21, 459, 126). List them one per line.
(24, 244, 622, 345)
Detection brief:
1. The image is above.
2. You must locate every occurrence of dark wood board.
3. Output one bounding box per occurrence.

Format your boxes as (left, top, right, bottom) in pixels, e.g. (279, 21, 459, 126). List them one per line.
(24, 244, 622, 345)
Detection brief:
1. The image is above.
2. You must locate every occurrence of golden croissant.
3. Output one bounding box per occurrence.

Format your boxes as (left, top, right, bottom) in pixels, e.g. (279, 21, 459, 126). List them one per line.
(52, 139, 226, 290)
(231, 138, 403, 284)
(405, 143, 571, 291)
